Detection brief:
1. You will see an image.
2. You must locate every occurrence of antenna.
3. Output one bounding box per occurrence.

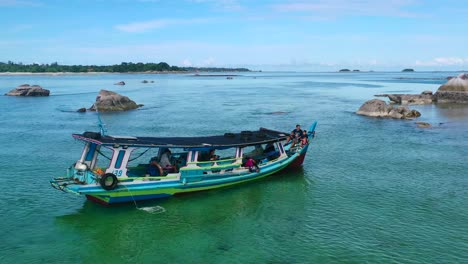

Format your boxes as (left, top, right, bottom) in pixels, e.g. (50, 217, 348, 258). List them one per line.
(93, 98, 107, 136)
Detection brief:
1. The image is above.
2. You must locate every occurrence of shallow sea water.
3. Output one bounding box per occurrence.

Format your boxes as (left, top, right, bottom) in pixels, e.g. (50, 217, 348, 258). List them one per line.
(0, 72, 467, 263)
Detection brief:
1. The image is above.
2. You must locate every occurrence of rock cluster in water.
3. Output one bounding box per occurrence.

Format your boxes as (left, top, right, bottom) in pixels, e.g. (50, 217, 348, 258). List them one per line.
(114, 81, 125, 85)
(376, 91, 433, 105)
(433, 73, 468, 103)
(87, 89, 142, 112)
(5, 84, 50, 96)
(356, 99, 421, 119)
(374, 73, 468, 104)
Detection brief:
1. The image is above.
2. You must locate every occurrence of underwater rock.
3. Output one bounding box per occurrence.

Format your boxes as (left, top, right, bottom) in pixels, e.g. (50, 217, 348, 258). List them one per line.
(5, 84, 50, 96)
(142, 80, 149, 83)
(434, 73, 468, 103)
(114, 81, 126, 85)
(89, 89, 140, 112)
(356, 99, 421, 119)
(77, 107, 87, 113)
(416, 121, 431, 128)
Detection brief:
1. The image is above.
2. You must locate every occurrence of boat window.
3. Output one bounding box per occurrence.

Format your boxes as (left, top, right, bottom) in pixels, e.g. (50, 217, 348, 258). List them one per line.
(126, 148, 155, 168)
(243, 145, 264, 158)
(203, 148, 236, 161)
(95, 147, 113, 169)
(126, 148, 189, 173)
(114, 150, 126, 169)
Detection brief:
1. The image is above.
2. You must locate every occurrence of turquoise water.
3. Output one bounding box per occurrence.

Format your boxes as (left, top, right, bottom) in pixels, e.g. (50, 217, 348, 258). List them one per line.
(0, 72, 467, 263)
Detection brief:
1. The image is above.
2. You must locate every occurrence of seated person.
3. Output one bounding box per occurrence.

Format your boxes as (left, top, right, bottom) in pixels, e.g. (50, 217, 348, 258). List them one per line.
(209, 149, 220, 161)
(244, 157, 260, 173)
(160, 148, 177, 172)
(301, 130, 309, 146)
(147, 159, 164, 176)
(286, 124, 303, 147)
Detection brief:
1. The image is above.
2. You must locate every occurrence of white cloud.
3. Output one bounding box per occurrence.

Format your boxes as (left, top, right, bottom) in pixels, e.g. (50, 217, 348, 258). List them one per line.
(415, 57, 468, 66)
(115, 18, 213, 33)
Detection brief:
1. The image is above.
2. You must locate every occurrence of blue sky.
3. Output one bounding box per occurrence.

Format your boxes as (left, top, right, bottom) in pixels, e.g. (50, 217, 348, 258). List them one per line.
(1, 0, 467, 71)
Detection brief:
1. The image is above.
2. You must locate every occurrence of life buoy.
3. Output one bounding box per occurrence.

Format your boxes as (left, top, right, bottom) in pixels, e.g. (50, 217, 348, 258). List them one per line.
(100, 173, 118, 190)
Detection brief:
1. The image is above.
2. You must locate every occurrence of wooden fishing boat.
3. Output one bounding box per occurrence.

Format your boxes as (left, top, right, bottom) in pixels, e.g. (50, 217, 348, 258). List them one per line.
(50, 122, 317, 205)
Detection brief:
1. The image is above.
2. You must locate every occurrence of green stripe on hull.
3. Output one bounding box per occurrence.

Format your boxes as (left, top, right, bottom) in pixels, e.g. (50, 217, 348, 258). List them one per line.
(88, 161, 290, 203)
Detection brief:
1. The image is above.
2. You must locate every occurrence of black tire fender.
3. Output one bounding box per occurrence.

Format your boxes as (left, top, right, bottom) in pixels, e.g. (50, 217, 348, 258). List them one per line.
(100, 173, 118, 190)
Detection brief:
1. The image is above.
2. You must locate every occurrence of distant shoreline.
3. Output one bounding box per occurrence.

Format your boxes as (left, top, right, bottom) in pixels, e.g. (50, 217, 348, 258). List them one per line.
(0, 71, 207, 76)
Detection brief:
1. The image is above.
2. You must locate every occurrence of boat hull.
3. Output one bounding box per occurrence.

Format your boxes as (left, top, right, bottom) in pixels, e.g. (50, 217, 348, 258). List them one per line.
(82, 150, 307, 205)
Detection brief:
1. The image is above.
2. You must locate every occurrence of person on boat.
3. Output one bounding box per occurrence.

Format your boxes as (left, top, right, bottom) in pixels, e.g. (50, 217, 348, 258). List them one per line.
(209, 149, 220, 161)
(160, 148, 177, 172)
(301, 130, 309, 146)
(147, 159, 164, 176)
(245, 157, 260, 173)
(286, 124, 303, 147)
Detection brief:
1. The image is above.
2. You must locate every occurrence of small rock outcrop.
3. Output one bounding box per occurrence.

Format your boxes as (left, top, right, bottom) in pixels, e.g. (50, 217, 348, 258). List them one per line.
(375, 91, 433, 105)
(5, 84, 50, 96)
(356, 99, 390, 117)
(142, 80, 149, 83)
(89, 89, 141, 112)
(356, 99, 421, 119)
(416, 121, 431, 128)
(339, 69, 350, 72)
(77, 107, 87, 113)
(402, 68, 414, 72)
(433, 73, 468, 103)
(114, 81, 126, 85)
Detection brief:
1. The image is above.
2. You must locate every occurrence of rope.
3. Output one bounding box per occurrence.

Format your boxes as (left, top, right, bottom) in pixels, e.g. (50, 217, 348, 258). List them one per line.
(128, 148, 150, 162)
(96, 149, 112, 160)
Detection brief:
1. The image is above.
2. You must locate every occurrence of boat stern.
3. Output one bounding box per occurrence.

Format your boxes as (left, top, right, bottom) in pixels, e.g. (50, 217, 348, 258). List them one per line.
(50, 163, 100, 195)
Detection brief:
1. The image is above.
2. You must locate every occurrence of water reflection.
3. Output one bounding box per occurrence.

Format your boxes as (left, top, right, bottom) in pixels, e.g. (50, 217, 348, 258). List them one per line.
(54, 169, 310, 262)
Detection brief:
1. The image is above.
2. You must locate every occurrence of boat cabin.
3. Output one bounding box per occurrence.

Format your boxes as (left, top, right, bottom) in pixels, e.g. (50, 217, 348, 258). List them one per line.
(70, 128, 293, 184)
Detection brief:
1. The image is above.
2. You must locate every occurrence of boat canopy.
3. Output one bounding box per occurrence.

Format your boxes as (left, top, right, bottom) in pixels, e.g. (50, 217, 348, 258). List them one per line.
(72, 128, 289, 149)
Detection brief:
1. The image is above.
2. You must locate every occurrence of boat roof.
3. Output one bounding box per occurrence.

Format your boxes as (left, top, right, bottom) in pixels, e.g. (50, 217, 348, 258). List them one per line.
(72, 128, 289, 149)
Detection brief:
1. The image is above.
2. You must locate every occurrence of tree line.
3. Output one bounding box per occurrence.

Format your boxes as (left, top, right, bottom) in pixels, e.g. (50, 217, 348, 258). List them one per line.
(0, 61, 250, 73)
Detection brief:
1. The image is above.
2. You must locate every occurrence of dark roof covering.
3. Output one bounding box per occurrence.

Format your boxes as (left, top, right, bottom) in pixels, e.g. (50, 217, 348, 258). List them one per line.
(73, 128, 289, 149)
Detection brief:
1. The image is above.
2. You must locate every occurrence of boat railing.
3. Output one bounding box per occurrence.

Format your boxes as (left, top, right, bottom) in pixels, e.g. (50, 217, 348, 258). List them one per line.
(119, 175, 179, 182)
(181, 157, 242, 172)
